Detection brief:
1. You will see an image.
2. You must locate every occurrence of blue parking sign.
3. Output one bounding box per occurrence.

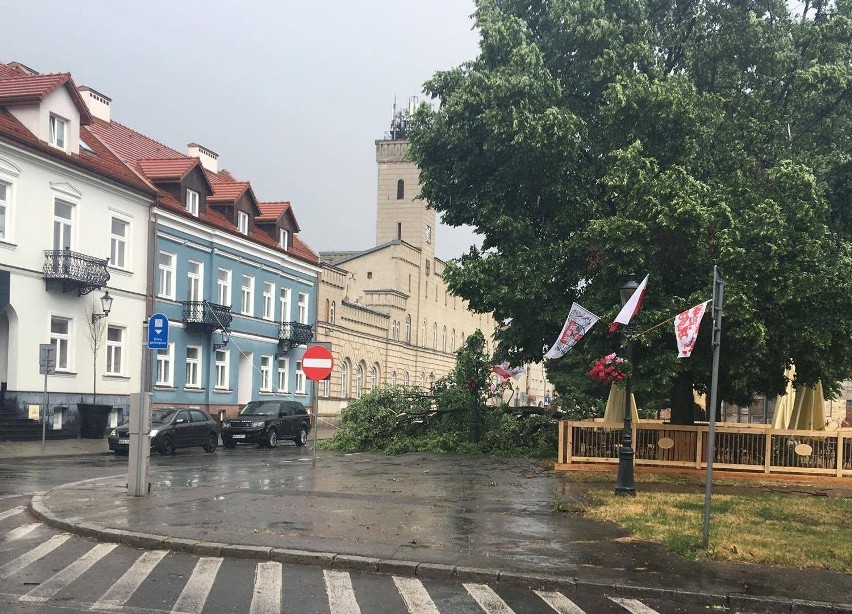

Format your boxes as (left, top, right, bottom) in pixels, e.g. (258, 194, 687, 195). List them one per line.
(147, 313, 169, 349)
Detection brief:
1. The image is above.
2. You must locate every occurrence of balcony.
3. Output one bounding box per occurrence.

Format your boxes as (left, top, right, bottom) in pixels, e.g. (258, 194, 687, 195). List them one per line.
(279, 321, 313, 351)
(182, 300, 233, 331)
(43, 248, 110, 295)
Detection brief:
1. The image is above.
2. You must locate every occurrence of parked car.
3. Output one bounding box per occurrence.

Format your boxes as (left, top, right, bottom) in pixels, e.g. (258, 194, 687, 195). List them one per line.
(108, 407, 219, 456)
(221, 400, 310, 448)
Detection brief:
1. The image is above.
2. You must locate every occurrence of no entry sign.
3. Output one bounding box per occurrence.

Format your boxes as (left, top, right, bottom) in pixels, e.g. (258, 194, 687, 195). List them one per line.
(302, 345, 334, 381)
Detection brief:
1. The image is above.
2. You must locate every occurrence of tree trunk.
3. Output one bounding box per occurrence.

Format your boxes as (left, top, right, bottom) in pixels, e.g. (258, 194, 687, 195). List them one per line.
(669, 371, 696, 425)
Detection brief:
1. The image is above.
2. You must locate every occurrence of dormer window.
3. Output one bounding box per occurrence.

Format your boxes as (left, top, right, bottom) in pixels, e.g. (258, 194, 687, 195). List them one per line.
(185, 189, 199, 217)
(279, 228, 289, 249)
(49, 115, 67, 150)
(238, 211, 249, 235)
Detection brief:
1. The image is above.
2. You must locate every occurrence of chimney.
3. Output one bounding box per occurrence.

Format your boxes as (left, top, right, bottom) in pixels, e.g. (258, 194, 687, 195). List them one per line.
(77, 86, 111, 122)
(187, 143, 218, 173)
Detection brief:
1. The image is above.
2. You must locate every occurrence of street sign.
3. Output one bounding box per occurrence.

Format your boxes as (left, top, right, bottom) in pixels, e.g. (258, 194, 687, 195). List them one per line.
(147, 313, 169, 349)
(302, 345, 333, 381)
(38, 343, 56, 375)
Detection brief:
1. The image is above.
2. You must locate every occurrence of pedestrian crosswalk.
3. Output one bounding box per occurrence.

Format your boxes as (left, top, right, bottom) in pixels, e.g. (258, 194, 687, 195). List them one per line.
(0, 502, 678, 613)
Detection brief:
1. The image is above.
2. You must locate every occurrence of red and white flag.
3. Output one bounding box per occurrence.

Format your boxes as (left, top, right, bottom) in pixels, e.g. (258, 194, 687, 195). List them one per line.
(674, 300, 710, 358)
(609, 274, 649, 332)
(544, 303, 599, 360)
(491, 362, 525, 380)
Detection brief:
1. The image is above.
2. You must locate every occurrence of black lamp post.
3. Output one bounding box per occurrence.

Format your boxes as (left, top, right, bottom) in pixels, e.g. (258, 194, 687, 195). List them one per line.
(615, 273, 638, 497)
(91, 290, 113, 323)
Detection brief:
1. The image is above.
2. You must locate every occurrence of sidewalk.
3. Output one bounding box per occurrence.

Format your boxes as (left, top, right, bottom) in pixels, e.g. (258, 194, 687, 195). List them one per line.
(24, 450, 852, 613)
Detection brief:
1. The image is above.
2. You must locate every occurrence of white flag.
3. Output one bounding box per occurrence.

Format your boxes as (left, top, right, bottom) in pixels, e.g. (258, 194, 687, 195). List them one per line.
(544, 303, 599, 360)
(674, 301, 710, 358)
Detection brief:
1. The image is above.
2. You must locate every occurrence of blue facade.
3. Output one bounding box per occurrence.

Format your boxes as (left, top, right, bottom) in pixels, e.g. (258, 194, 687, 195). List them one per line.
(152, 224, 318, 416)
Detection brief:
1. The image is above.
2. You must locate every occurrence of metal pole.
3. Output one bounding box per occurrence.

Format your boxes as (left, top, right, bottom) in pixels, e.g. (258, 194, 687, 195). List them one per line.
(615, 323, 636, 496)
(702, 265, 724, 548)
(312, 376, 320, 467)
(42, 368, 48, 452)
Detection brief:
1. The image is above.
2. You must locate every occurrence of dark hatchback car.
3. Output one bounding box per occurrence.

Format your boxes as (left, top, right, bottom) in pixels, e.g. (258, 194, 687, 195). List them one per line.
(108, 407, 220, 456)
(221, 400, 311, 448)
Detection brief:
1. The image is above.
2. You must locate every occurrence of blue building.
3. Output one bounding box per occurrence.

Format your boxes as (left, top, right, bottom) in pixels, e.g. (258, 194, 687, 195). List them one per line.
(90, 125, 320, 418)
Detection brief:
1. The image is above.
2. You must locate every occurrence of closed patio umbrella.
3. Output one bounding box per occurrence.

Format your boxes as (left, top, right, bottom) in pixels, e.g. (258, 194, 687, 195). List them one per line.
(771, 365, 796, 430)
(789, 380, 826, 431)
(603, 382, 639, 423)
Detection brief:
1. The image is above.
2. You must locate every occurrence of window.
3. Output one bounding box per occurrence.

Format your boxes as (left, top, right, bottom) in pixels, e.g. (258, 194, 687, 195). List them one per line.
(277, 356, 289, 392)
(451, 329, 456, 352)
(420, 372, 426, 389)
(279, 228, 289, 249)
(421, 320, 426, 346)
(279, 287, 291, 322)
(110, 218, 128, 268)
(155, 343, 174, 386)
(396, 179, 404, 199)
(50, 316, 71, 371)
(295, 360, 306, 394)
(217, 268, 231, 305)
(215, 349, 230, 389)
(370, 365, 378, 391)
(442, 327, 447, 352)
(403, 372, 409, 387)
(425, 225, 432, 244)
(355, 363, 364, 399)
(321, 378, 330, 398)
(425, 260, 430, 276)
(238, 211, 249, 235)
(185, 189, 199, 217)
(105, 326, 124, 375)
(187, 260, 203, 302)
(262, 282, 275, 320)
(341, 360, 350, 398)
(391, 371, 397, 387)
(52, 407, 63, 431)
(53, 200, 73, 251)
(241, 275, 254, 315)
(0, 181, 8, 240)
(185, 346, 201, 388)
(260, 355, 272, 392)
(330, 301, 336, 324)
(49, 114, 67, 149)
(405, 315, 411, 344)
(158, 252, 176, 299)
(297, 292, 309, 324)
(432, 323, 437, 349)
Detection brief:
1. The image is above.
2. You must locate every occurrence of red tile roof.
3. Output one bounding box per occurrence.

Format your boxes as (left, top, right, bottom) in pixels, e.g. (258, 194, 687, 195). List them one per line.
(0, 72, 92, 124)
(207, 180, 249, 203)
(137, 157, 200, 181)
(257, 200, 301, 232)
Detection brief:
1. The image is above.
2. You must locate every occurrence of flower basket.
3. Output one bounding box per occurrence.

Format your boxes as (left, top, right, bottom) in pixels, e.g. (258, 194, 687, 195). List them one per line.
(587, 353, 631, 386)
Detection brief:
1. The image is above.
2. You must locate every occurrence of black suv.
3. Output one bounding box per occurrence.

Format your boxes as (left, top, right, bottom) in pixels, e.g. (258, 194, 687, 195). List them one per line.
(108, 407, 219, 456)
(221, 400, 311, 448)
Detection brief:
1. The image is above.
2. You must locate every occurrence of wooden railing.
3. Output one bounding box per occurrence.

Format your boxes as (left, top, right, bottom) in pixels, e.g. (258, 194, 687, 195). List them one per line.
(557, 421, 852, 478)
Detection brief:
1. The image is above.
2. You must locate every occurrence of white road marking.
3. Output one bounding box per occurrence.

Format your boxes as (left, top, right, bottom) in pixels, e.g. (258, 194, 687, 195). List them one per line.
(464, 583, 516, 613)
(3, 522, 41, 542)
(91, 549, 168, 610)
(171, 556, 222, 614)
(609, 596, 661, 614)
(20, 542, 116, 602)
(534, 589, 588, 613)
(0, 533, 70, 578)
(324, 569, 361, 614)
(393, 576, 440, 614)
(249, 561, 282, 614)
(0, 506, 24, 521)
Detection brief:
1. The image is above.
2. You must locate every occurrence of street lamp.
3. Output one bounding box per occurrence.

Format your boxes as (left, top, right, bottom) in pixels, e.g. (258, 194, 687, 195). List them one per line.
(91, 290, 113, 323)
(615, 273, 638, 497)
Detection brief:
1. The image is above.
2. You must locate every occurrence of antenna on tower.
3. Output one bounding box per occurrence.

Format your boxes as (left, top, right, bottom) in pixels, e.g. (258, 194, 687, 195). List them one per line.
(386, 95, 418, 140)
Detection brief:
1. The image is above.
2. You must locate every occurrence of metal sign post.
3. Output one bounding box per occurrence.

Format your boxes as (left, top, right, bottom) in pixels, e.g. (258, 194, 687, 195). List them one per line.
(38, 344, 55, 451)
(303, 343, 333, 467)
(702, 265, 724, 549)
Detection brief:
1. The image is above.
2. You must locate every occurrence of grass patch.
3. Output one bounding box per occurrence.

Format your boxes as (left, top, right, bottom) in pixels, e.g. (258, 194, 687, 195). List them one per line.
(582, 489, 852, 571)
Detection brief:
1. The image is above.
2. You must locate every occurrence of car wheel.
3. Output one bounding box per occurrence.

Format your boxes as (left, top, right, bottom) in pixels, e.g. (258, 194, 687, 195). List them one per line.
(266, 428, 278, 448)
(223, 437, 237, 449)
(294, 427, 308, 447)
(158, 436, 176, 456)
(203, 433, 218, 453)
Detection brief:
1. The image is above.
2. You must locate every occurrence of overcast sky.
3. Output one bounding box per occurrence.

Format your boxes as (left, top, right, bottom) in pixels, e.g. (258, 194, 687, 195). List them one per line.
(4, 0, 481, 260)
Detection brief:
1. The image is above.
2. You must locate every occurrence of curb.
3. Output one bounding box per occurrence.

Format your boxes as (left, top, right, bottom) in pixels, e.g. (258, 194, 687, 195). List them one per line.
(27, 493, 852, 614)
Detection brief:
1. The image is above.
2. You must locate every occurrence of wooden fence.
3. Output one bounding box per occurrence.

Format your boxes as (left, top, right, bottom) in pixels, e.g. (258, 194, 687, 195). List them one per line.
(557, 421, 852, 478)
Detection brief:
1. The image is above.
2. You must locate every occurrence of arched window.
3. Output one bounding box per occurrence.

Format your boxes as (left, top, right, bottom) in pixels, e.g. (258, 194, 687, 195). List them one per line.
(405, 315, 411, 343)
(356, 362, 365, 398)
(403, 372, 409, 386)
(396, 179, 404, 199)
(451, 329, 456, 352)
(330, 301, 336, 324)
(420, 372, 426, 389)
(442, 326, 447, 352)
(324, 299, 330, 321)
(421, 320, 427, 346)
(391, 371, 397, 387)
(370, 364, 378, 390)
(341, 360, 350, 399)
(429, 372, 435, 389)
(432, 323, 437, 349)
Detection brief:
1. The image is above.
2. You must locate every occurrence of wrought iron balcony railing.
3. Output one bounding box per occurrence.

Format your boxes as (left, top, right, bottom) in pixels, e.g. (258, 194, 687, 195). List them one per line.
(278, 321, 313, 350)
(181, 300, 233, 330)
(43, 248, 110, 295)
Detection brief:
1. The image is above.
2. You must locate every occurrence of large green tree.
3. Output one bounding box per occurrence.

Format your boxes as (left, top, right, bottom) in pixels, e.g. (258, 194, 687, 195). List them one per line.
(409, 0, 852, 421)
